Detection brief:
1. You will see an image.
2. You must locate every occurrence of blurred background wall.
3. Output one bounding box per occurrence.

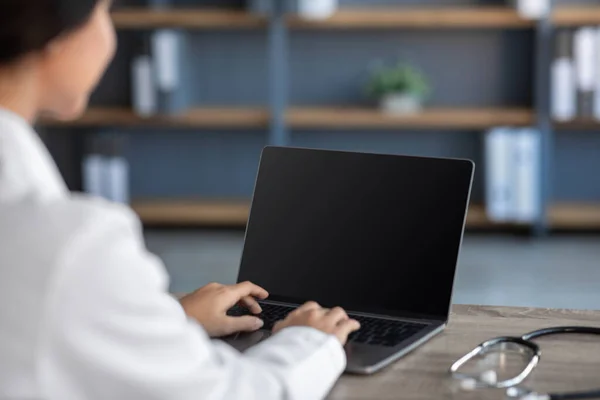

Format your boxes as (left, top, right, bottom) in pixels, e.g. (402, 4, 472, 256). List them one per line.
(40, 0, 600, 310)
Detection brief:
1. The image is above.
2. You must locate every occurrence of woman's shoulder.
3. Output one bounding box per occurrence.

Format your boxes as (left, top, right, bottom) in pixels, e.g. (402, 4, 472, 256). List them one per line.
(1, 195, 143, 262)
(0, 196, 151, 330)
(47, 195, 141, 234)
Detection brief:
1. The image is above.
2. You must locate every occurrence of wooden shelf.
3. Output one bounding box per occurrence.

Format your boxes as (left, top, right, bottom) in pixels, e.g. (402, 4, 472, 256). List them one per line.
(465, 204, 536, 229)
(466, 205, 494, 229)
(555, 119, 600, 131)
(110, 7, 532, 30)
(468, 204, 600, 230)
(111, 8, 266, 29)
(132, 200, 250, 226)
(287, 107, 535, 130)
(130, 201, 600, 230)
(549, 203, 600, 230)
(553, 7, 600, 27)
(289, 7, 533, 29)
(42, 107, 534, 130)
(41, 107, 270, 129)
(131, 201, 496, 229)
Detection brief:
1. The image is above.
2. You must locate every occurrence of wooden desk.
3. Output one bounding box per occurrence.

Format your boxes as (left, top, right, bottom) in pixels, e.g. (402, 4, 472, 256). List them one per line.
(330, 305, 600, 399)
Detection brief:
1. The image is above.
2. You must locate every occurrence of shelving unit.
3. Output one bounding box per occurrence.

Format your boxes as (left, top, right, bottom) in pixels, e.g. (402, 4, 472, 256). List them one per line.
(131, 201, 600, 231)
(44, 106, 533, 130)
(133, 201, 494, 229)
(554, 119, 600, 131)
(42, 107, 270, 129)
(110, 6, 532, 30)
(550, 203, 600, 230)
(553, 6, 600, 27)
(132, 200, 251, 226)
(468, 204, 600, 230)
(288, 7, 533, 29)
(549, 5, 600, 232)
(112, 8, 266, 29)
(287, 107, 534, 130)
(43, 1, 600, 232)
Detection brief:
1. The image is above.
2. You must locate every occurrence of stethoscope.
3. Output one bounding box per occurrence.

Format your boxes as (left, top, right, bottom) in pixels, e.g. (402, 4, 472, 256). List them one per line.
(449, 326, 600, 400)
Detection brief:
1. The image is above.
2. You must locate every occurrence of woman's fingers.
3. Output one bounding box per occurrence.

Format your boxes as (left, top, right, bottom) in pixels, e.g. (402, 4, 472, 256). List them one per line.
(293, 301, 321, 314)
(220, 281, 269, 309)
(238, 295, 262, 314)
(229, 281, 269, 301)
(334, 319, 361, 345)
(326, 307, 349, 324)
(337, 318, 361, 334)
(223, 316, 264, 335)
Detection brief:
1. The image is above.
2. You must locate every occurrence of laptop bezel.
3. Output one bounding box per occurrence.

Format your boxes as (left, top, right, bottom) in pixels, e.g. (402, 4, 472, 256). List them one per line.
(236, 146, 475, 324)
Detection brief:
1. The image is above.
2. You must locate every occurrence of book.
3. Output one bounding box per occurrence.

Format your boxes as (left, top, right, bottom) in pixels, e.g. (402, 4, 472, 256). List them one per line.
(552, 30, 576, 121)
(574, 27, 596, 118)
(131, 35, 156, 117)
(594, 27, 600, 120)
(151, 29, 186, 114)
(485, 127, 516, 222)
(513, 129, 541, 223)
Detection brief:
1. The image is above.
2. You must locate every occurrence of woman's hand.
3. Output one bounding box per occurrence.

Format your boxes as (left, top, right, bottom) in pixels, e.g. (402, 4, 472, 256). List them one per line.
(180, 281, 269, 337)
(273, 302, 360, 345)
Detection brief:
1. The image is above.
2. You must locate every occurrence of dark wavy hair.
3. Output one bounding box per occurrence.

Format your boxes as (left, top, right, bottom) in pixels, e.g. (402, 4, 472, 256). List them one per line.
(0, 0, 100, 64)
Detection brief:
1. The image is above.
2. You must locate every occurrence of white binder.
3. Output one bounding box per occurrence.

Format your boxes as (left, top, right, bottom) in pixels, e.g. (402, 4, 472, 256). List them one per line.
(485, 127, 515, 222)
(594, 27, 600, 120)
(513, 129, 541, 223)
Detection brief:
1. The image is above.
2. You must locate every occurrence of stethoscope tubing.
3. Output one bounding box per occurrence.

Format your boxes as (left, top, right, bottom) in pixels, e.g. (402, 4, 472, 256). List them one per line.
(450, 326, 600, 400)
(527, 326, 600, 399)
(523, 326, 600, 341)
(550, 390, 600, 400)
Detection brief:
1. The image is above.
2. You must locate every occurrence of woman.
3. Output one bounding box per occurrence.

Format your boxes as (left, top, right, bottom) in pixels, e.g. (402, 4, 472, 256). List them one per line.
(0, 1, 360, 399)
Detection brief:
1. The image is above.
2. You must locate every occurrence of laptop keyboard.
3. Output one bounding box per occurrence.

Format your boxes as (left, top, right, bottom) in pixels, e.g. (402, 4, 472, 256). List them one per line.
(347, 314, 426, 347)
(228, 302, 295, 331)
(227, 303, 427, 347)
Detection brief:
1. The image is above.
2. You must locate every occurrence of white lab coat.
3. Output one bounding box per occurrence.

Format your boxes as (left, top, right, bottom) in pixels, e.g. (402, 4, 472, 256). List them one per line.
(0, 108, 346, 400)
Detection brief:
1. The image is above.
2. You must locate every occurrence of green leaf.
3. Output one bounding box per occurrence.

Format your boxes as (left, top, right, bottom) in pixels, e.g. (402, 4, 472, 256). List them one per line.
(366, 61, 431, 99)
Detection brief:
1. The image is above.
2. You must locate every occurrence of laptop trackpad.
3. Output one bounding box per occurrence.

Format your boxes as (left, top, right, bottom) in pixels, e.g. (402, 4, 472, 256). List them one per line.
(223, 330, 271, 352)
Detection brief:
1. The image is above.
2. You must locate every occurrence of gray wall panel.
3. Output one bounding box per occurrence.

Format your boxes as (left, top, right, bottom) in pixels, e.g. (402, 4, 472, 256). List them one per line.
(91, 31, 269, 107)
(289, 31, 534, 106)
(184, 32, 269, 105)
(123, 130, 265, 198)
(554, 132, 600, 201)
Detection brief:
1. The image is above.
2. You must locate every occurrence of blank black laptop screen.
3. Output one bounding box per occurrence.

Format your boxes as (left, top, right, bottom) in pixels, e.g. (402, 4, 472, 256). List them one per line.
(238, 147, 474, 320)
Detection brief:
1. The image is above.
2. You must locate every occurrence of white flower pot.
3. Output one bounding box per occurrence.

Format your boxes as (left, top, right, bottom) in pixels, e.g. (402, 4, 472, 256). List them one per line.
(380, 93, 422, 115)
(513, 0, 550, 20)
(297, 0, 338, 20)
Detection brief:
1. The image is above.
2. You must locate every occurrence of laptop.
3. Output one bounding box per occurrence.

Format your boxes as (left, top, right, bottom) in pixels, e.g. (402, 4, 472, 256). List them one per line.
(223, 146, 474, 374)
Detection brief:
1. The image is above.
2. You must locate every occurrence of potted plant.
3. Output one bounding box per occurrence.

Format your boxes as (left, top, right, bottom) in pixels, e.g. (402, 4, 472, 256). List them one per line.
(366, 62, 431, 115)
